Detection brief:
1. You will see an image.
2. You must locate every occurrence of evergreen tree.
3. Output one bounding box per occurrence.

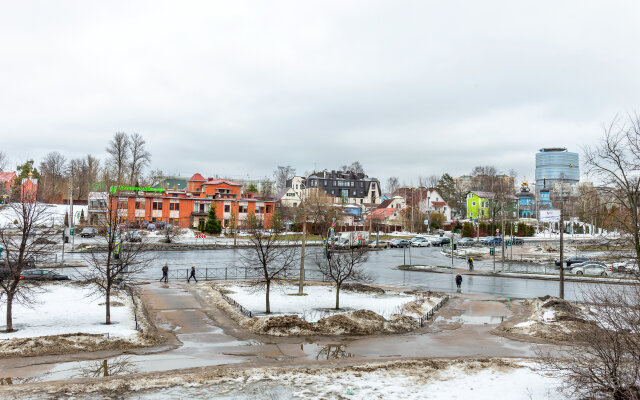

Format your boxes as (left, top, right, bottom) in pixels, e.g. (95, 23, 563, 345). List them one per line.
(64, 211, 69, 227)
(80, 209, 86, 224)
(204, 204, 222, 234)
(462, 222, 474, 237)
(247, 183, 258, 193)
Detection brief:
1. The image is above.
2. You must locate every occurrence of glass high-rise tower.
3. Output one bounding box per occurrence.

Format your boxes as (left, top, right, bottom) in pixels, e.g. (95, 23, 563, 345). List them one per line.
(535, 147, 579, 192)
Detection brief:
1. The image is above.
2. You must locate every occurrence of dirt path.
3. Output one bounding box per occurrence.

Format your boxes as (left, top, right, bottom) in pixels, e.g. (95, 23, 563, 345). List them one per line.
(0, 283, 557, 387)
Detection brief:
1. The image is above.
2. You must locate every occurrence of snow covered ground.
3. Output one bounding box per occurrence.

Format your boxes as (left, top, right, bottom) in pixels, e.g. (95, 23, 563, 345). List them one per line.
(0, 283, 137, 338)
(0, 203, 87, 227)
(226, 284, 430, 321)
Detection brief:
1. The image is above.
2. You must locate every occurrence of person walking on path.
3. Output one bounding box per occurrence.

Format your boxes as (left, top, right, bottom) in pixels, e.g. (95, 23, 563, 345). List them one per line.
(161, 263, 169, 283)
(468, 257, 474, 271)
(188, 265, 198, 282)
(455, 273, 462, 291)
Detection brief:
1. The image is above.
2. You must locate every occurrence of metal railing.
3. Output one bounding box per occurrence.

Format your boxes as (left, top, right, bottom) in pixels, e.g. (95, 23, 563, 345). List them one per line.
(220, 292, 253, 318)
(419, 295, 449, 327)
(166, 266, 328, 282)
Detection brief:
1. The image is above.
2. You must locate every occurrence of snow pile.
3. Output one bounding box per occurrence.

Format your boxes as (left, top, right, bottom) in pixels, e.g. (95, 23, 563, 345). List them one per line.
(0, 283, 162, 357)
(0, 358, 565, 399)
(497, 296, 591, 342)
(0, 203, 88, 228)
(203, 283, 443, 336)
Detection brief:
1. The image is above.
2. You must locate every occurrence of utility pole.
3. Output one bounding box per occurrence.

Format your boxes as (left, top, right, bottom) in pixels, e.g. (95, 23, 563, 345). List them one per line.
(298, 180, 307, 295)
(559, 202, 565, 299)
(69, 186, 75, 250)
(501, 200, 505, 270)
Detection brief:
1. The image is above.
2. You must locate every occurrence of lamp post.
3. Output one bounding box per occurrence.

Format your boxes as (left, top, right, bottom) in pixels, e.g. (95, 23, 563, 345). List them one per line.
(298, 179, 307, 295)
(558, 167, 573, 300)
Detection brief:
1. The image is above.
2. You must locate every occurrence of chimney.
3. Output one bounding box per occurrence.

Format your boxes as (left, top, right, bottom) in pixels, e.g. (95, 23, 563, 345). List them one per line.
(208, 177, 213, 181)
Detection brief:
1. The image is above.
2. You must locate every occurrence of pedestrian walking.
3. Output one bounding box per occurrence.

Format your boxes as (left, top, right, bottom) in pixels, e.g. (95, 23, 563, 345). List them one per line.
(468, 257, 474, 271)
(455, 273, 462, 290)
(161, 263, 168, 283)
(188, 265, 198, 282)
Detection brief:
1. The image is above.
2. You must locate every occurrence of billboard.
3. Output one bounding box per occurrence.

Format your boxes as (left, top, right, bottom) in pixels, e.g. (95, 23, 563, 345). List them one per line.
(539, 209, 560, 222)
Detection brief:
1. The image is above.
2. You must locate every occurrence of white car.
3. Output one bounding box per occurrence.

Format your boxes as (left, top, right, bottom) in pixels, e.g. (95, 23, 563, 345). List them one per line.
(612, 259, 638, 273)
(411, 237, 431, 247)
(571, 262, 613, 276)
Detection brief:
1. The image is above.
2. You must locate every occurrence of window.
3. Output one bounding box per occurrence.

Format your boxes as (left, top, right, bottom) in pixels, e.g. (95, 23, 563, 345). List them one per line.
(118, 199, 128, 209)
(224, 204, 230, 212)
(472, 201, 476, 206)
(135, 199, 145, 209)
(170, 202, 180, 211)
(324, 180, 327, 187)
(352, 190, 356, 196)
(360, 182, 364, 188)
(331, 190, 335, 195)
(153, 200, 162, 210)
(266, 205, 273, 213)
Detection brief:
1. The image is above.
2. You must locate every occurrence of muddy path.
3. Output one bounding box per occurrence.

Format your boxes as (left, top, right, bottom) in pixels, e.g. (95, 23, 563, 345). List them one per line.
(0, 282, 559, 387)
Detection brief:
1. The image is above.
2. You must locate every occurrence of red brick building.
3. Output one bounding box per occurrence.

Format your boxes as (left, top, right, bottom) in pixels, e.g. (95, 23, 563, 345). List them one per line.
(106, 173, 275, 229)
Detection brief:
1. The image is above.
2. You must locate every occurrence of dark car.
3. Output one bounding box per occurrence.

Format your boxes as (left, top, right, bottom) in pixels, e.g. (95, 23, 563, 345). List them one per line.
(510, 237, 524, 245)
(125, 231, 142, 243)
(389, 239, 411, 248)
(457, 237, 476, 246)
(431, 237, 451, 247)
(80, 227, 96, 238)
(20, 269, 69, 281)
(485, 237, 503, 246)
(555, 255, 590, 267)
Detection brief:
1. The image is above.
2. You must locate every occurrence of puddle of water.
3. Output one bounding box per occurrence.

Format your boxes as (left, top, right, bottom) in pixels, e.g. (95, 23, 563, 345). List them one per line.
(435, 315, 506, 325)
(301, 343, 355, 360)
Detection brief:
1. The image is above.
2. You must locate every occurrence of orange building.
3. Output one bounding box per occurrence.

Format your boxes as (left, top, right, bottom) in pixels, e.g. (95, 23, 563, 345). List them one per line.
(107, 173, 275, 229)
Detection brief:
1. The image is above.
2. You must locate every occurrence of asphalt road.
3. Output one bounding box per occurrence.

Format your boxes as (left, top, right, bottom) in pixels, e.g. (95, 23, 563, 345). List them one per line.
(57, 246, 622, 301)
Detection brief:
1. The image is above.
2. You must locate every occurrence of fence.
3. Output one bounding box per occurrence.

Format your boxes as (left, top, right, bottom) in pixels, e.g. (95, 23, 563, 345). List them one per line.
(166, 266, 328, 282)
(419, 295, 449, 327)
(220, 292, 253, 318)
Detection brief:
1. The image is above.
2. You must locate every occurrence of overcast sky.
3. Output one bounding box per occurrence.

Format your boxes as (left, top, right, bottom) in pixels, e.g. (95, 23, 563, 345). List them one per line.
(2, 1, 640, 187)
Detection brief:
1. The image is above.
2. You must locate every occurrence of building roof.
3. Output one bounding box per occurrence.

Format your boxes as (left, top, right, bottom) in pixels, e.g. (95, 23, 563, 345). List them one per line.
(154, 178, 187, 190)
(377, 199, 393, 209)
(202, 179, 242, 186)
(276, 188, 299, 200)
(188, 173, 206, 182)
(431, 201, 446, 206)
(368, 208, 397, 220)
(0, 171, 16, 183)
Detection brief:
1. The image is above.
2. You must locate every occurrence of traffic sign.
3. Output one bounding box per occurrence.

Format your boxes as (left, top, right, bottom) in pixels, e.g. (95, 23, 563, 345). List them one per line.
(514, 225, 518, 233)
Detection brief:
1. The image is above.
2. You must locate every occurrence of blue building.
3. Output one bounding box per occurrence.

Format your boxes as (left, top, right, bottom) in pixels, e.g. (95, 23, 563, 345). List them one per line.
(516, 180, 536, 218)
(535, 147, 579, 192)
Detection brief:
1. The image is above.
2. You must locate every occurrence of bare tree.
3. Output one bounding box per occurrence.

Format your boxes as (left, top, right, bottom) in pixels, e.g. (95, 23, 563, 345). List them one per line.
(106, 132, 130, 185)
(39, 151, 67, 203)
(0, 198, 56, 331)
(386, 176, 400, 195)
(77, 196, 150, 324)
(315, 248, 370, 309)
(240, 212, 299, 314)
(128, 133, 151, 185)
(260, 179, 275, 198)
(584, 113, 640, 263)
(86, 155, 100, 188)
(0, 151, 8, 171)
(67, 157, 89, 201)
(349, 161, 365, 175)
(274, 165, 296, 191)
(145, 169, 165, 187)
(160, 225, 184, 243)
(425, 174, 440, 189)
(538, 284, 640, 400)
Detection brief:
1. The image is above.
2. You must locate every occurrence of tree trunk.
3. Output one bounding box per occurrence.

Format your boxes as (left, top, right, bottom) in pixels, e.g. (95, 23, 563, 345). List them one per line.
(298, 221, 306, 295)
(5, 293, 13, 332)
(335, 283, 340, 310)
(105, 286, 111, 325)
(265, 280, 271, 314)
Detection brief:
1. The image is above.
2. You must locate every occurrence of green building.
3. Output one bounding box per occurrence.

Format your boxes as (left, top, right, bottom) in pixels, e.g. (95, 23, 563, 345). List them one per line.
(466, 191, 518, 221)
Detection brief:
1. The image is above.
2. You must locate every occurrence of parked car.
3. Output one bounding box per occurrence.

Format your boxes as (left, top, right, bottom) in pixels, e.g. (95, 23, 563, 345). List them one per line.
(479, 237, 492, 245)
(80, 227, 96, 238)
(389, 239, 411, 248)
(411, 237, 431, 247)
(125, 231, 142, 243)
(334, 238, 351, 250)
(555, 255, 590, 267)
(612, 259, 638, 273)
(457, 237, 476, 246)
(141, 220, 150, 228)
(155, 221, 166, 230)
(431, 237, 451, 247)
(127, 221, 140, 229)
(485, 237, 503, 246)
(368, 239, 389, 248)
(20, 269, 69, 281)
(510, 237, 524, 245)
(570, 262, 612, 276)
(146, 223, 156, 231)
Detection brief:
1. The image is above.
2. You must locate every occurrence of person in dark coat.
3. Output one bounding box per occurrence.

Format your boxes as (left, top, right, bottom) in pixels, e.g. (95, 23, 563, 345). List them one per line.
(455, 273, 462, 290)
(161, 263, 168, 283)
(188, 265, 198, 282)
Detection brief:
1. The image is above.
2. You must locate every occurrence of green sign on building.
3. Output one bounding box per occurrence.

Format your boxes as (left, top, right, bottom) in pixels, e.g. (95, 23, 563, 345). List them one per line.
(110, 185, 164, 194)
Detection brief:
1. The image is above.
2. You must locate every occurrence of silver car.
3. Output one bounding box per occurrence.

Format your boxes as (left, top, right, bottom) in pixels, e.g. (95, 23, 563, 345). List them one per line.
(411, 237, 431, 247)
(571, 262, 613, 276)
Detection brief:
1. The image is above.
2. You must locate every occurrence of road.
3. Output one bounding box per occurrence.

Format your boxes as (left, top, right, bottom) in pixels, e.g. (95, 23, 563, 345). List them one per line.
(56, 246, 626, 301)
